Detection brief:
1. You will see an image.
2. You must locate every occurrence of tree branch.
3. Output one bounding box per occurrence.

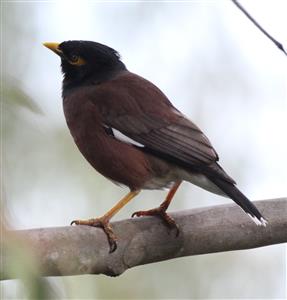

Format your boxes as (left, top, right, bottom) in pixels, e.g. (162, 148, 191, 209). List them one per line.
(1, 198, 286, 280)
(231, 0, 287, 56)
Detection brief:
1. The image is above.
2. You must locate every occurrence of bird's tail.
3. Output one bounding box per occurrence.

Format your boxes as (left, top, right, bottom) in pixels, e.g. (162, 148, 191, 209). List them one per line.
(207, 175, 268, 226)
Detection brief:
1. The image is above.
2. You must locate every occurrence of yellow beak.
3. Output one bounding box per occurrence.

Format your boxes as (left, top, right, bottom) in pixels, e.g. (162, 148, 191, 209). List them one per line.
(43, 42, 63, 56)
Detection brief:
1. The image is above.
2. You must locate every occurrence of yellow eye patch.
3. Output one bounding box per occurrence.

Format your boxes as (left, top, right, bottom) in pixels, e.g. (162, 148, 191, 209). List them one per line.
(69, 55, 86, 66)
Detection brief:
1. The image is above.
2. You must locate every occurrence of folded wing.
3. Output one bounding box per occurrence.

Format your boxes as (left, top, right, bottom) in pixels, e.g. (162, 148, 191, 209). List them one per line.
(90, 71, 234, 183)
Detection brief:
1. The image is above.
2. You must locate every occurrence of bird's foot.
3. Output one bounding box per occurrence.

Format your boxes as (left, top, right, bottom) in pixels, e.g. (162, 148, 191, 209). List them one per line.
(132, 206, 179, 236)
(71, 217, 117, 253)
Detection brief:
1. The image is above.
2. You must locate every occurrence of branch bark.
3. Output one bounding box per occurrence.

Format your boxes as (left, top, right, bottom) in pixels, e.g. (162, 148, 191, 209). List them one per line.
(1, 198, 286, 280)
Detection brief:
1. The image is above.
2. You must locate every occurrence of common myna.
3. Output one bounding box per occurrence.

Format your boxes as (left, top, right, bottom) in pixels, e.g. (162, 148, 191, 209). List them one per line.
(44, 40, 267, 252)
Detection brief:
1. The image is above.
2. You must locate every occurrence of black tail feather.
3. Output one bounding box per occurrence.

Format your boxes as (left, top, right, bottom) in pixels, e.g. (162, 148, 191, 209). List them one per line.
(207, 175, 267, 226)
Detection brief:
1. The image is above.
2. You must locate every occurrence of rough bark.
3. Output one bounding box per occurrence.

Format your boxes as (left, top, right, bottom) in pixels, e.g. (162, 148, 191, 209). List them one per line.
(1, 198, 286, 280)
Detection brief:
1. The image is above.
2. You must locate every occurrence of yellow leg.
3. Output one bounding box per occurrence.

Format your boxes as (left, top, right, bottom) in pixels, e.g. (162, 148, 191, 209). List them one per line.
(102, 190, 140, 220)
(71, 190, 140, 252)
(132, 181, 182, 235)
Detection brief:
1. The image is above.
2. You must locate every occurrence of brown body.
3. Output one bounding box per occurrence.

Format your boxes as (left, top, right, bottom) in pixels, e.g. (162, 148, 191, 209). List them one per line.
(63, 72, 177, 190)
(63, 71, 227, 192)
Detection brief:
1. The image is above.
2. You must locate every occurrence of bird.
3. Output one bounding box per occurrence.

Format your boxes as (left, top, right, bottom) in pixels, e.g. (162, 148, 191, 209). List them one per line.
(43, 40, 267, 252)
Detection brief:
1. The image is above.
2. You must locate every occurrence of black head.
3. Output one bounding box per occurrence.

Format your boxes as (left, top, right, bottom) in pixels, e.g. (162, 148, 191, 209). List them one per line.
(44, 40, 126, 89)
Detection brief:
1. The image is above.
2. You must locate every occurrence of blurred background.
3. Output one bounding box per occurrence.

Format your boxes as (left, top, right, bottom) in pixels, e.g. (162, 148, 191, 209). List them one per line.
(2, 0, 286, 298)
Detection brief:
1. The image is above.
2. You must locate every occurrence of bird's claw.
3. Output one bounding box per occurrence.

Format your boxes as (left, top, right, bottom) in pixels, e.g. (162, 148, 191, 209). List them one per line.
(71, 217, 117, 252)
(132, 207, 180, 236)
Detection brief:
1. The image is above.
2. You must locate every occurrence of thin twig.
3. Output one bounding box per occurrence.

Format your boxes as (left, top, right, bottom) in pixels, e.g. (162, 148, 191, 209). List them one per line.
(231, 0, 287, 56)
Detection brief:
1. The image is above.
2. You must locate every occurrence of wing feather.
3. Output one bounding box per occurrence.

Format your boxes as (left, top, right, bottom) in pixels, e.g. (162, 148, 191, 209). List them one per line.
(90, 71, 224, 171)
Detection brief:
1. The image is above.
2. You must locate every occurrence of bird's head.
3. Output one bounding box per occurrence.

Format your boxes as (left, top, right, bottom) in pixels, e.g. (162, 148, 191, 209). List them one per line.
(43, 40, 126, 88)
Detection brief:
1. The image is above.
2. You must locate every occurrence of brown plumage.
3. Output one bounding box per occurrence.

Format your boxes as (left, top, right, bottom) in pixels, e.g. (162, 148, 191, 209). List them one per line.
(44, 40, 267, 252)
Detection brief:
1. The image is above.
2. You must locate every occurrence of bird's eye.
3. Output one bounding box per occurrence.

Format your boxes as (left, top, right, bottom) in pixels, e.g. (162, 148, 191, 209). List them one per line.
(70, 54, 79, 62)
(68, 54, 86, 66)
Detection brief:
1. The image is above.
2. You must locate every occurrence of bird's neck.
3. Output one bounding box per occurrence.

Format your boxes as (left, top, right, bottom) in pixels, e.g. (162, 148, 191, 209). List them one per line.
(62, 62, 127, 97)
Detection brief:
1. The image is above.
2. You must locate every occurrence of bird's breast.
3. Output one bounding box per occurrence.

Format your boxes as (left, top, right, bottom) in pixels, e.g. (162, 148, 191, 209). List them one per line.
(62, 94, 155, 190)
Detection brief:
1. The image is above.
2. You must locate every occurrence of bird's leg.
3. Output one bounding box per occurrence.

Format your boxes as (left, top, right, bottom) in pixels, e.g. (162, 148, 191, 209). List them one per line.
(71, 190, 140, 252)
(132, 181, 182, 236)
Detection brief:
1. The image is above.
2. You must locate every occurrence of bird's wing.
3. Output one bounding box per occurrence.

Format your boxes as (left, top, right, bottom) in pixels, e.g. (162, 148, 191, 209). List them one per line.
(108, 113, 218, 165)
(90, 72, 233, 181)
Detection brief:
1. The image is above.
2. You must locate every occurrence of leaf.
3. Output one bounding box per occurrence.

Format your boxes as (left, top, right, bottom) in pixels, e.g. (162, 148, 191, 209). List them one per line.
(3, 76, 43, 114)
